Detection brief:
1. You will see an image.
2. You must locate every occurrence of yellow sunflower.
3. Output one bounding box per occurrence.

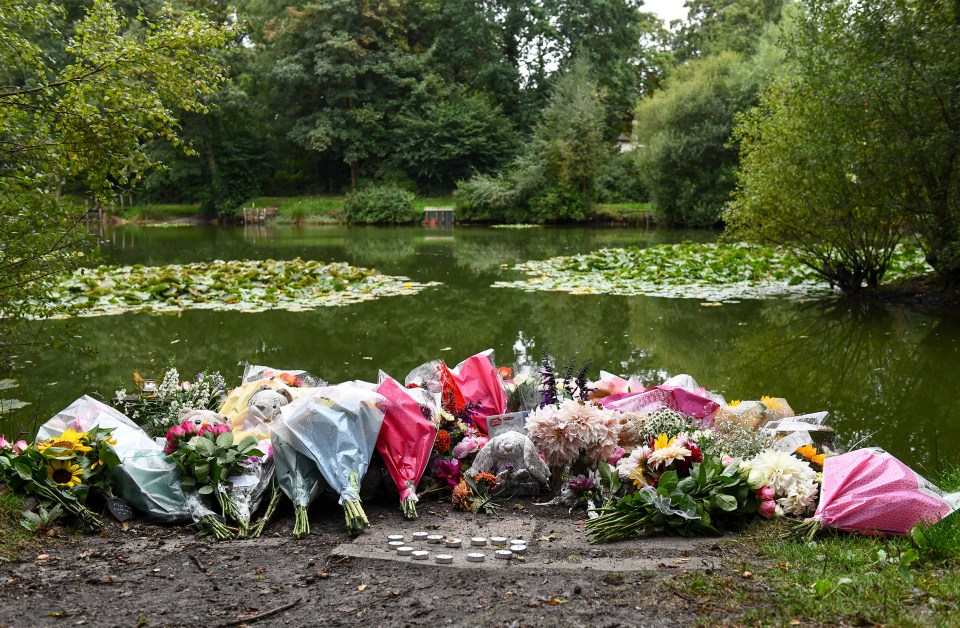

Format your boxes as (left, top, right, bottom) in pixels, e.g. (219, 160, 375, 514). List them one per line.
(795, 444, 827, 467)
(727, 400, 741, 407)
(37, 429, 92, 457)
(46, 459, 84, 488)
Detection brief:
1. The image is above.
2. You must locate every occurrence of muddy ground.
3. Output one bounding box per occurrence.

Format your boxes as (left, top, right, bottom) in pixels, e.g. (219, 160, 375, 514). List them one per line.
(0, 497, 735, 628)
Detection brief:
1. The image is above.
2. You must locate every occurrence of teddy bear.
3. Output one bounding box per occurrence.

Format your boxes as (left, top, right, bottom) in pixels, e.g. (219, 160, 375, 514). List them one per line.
(467, 431, 549, 495)
(247, 385, 294, 422)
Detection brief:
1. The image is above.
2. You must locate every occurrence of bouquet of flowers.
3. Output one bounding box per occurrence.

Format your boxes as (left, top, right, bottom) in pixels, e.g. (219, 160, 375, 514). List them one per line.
(271, 385, 386, 535)
(740, 448, 819, 516)
(587, 455, 760, 542)
(164, 420, 264, 536)
(114, 367, 226, 437)
(0, 424, 118, 532)
(375, 377, 437, 519)
(272, 435, 326, 538)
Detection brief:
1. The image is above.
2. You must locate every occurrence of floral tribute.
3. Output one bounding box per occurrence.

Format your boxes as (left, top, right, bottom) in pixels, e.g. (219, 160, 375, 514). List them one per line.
(5, 350, 950, 544)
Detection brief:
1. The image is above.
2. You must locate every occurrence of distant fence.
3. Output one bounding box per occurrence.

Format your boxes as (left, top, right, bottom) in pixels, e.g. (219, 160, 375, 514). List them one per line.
(243, 205, 279, 223)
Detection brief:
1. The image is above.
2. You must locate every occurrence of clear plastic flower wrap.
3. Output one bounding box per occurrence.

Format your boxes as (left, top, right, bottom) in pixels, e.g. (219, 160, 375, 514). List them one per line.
(271, 384, 386, 535)
(271, 434, 327, 538)
(225, 446, 275, 537)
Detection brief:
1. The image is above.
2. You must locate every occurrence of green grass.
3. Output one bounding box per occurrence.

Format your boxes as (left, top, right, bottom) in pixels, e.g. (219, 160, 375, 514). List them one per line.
(0, 490, 37, 560)
(599, 201, 652, 214)
(122, 203, 202, 220)
(674, 520, 960, 626)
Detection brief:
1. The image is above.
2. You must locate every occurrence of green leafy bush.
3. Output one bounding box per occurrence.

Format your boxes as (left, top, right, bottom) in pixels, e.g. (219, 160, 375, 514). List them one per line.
(596, 152, 648, 204)
(344, 185, 417, 225)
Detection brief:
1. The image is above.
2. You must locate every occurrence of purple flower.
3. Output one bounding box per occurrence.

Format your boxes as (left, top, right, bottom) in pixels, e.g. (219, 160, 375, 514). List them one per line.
(430, 457, 462, 490)
(567, 475, 597, 493)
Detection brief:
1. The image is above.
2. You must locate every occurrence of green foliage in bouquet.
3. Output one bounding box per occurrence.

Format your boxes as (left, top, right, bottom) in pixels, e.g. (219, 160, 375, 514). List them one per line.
(587, 456, 758, 543)
(167, 426, 262, 537)
(0, 427, 120, 532)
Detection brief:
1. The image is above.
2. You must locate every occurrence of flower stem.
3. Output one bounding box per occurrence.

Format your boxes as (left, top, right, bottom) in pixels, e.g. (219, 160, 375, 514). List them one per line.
(250, 481, 281, 539)
(293, 505, 310, 539)
(401, 497, 418, 520)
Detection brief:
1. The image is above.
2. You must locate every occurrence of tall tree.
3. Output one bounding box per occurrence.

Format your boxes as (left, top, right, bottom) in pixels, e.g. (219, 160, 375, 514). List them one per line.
(728, 0, 960, 289)
(266, 0, 430, 187)
(673, 0, 785, 61)
(0, 0, 232, 359)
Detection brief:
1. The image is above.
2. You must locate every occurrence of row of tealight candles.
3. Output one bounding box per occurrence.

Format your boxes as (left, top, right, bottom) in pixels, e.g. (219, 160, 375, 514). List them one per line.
(386, 532, 528, 563)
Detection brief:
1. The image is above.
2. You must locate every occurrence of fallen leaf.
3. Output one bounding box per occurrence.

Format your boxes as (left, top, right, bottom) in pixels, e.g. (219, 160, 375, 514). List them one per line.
(357, 584, 367, 592)
(548, 597, 567, 606)
(742, 571, 753, 579)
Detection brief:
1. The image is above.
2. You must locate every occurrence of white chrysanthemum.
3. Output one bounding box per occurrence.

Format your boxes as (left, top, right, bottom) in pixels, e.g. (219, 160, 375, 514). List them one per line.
(617, 445, 651, 479)
(743, 450, 817, 495)
(526, 405, 580, 467)
(647, 443, 692, 470)
(777, 481, 819, 515)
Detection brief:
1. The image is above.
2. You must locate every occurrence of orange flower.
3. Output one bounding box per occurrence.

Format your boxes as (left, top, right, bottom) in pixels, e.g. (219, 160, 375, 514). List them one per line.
(474, 472, 497, 488)
(452, 479, 472, 511)
(795, 444, 826, 467)
(497, 366, 513, 379)
(434, 430, 451, 454)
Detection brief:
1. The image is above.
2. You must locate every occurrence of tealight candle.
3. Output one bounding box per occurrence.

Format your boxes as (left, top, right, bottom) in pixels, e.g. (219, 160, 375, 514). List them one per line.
(470, 537, 487, 546)
(509, 539, 525, 546)
(387, 534, 404, 542)
(489, 536, 508, 545)
(426, 534, 444, 544)
(387, 541, 405, 550)
(495, 549, 513, 560)
(396, 546, 415, 556)
(412, 550, 429, 560)
(444, 538, 463, 548)
(466, 552, 485, 562)
(509, 544, 527, 555)
(435, 554, 454, 564)
(412, 532, 429, 541)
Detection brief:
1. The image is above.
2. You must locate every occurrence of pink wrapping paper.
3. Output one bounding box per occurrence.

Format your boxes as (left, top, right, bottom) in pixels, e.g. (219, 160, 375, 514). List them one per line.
(375, 378, 438, 503)
(600, 386, 719, 426)
(813, 449, 954, 535)
(446, 354, 508, 434)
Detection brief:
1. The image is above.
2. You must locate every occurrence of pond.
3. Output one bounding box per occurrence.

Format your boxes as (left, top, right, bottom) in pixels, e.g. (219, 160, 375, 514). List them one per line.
(5, 223, 960, 469)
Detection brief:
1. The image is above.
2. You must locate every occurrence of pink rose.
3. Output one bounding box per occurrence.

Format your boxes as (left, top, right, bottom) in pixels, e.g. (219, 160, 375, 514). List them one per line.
(165, 424, 186, 443)
(13, 440, 27, 454)
(181, 381, 193, 391)
(721, 455, 735, 466)
(0, 435, 10, 450)
(757, 486, 775, 501)
(758, 499, 777, 519)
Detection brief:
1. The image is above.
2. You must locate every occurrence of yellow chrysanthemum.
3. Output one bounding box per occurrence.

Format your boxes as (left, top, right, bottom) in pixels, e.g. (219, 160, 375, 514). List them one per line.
(37, 429, 92, 457)
(46, 458, 83, 488)
(629, 468, 651, 489)
(728, 400, 741, 407)
(760, 396, 788, 412)
(652, 433, 676, 450)
(795, 444, 826, 467)
(103, 435, 118, 446)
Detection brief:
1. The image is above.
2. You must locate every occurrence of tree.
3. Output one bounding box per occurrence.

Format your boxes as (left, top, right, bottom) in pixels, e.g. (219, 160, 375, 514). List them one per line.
(454, 57, 609, 222)
(727, 0, 960, 290)
(0, 0, 232, 360)
(673, 0, 785, 61)
(266, 0, 430, 188)
(634, 51, 771, 227)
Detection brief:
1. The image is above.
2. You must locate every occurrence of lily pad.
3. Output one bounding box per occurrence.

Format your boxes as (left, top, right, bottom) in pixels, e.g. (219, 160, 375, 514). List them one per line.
(38, 259, 441, 318)
(493, 242, 931, 301)
(0, 398, 29, 415)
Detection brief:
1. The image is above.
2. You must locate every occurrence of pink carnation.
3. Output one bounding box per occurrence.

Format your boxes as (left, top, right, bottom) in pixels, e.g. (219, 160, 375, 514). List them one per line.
(757, 486, 775, 501)
(758, 499, 777, 519)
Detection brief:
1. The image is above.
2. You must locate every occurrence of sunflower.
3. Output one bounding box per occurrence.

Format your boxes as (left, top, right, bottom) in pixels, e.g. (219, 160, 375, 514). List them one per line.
(37, 429, 92, 457)
(47, 459, 84, 488)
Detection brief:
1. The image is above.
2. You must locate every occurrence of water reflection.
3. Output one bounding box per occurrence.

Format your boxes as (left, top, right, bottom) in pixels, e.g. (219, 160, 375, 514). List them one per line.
(4, 225, 959, 467)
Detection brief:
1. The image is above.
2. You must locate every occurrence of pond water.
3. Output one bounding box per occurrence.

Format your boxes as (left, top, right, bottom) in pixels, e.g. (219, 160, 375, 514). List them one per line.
(5, 224, 960, 469)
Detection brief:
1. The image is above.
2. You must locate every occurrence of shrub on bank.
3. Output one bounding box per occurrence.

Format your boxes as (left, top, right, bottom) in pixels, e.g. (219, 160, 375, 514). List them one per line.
(344, 185, 417, 225)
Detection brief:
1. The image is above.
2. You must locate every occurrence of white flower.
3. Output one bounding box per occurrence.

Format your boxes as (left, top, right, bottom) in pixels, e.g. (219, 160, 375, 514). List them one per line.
(743, 449, 817, 496)
(617, 445, 651, 479)
(647, 443, 692, 470)
(777, 482, 819, 515)
(114, 389, 127, 402)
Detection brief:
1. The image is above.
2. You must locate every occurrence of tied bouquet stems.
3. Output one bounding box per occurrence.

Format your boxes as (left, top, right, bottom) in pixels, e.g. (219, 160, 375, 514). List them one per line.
(400, 481, 419, 519)
(196, 513, 233, 541)
(165, 420, 262, 539)
(342, 471, 369, 535)
(271, 435, 326, 539)
(249, 480, 281, 538)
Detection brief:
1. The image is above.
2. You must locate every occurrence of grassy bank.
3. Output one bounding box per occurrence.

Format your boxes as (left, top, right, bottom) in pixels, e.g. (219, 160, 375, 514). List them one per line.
(673, 518, 960, 625)
(117, 195, 651, 225)
(0, 491, 38, 560)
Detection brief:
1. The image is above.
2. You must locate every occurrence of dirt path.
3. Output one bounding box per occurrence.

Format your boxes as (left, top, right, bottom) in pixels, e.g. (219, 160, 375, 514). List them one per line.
(0, 499, 724, 627)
